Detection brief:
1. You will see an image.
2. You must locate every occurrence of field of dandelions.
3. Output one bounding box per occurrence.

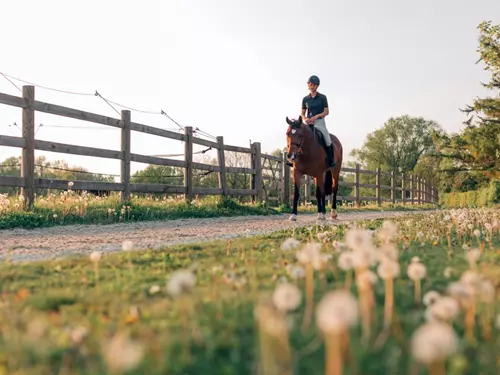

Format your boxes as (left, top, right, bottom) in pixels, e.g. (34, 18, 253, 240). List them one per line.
(0, 207, 498, 374)
(0, 188, 436, 229)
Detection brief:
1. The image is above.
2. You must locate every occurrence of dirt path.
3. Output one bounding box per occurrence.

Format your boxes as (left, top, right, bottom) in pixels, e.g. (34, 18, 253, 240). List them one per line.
(0, 210, 431, 262)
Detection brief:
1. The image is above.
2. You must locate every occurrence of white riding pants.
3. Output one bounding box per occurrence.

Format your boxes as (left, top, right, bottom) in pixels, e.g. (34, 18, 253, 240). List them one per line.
(313, 118, 332, 147)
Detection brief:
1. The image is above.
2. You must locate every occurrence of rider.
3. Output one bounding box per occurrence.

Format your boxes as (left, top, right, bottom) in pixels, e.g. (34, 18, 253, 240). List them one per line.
(301, 75, 335, 167)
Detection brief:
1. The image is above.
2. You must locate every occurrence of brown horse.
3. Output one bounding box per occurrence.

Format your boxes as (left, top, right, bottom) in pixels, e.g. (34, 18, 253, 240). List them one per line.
(285, 116, 343, 221)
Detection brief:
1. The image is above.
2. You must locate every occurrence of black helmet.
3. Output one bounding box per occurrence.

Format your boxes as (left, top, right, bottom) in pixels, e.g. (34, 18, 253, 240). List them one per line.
(307, 75, 320, 85)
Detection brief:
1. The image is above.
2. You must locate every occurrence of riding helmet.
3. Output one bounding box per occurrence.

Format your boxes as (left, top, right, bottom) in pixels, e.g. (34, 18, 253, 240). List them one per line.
(307, 75, 320, 85)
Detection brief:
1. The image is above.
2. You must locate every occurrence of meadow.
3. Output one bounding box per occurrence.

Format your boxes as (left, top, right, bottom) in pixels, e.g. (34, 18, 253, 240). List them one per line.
(0, 207, 498, 374)
(0, 189, 436, 229)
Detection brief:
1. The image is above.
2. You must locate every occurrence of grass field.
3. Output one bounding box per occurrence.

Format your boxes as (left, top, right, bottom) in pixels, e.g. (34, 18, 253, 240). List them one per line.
(0, 190, 436, 230)
(0, 208, 498, 374)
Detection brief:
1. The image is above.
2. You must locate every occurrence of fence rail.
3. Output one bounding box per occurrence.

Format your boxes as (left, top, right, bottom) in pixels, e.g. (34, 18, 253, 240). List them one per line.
(0, 86, 438, 210)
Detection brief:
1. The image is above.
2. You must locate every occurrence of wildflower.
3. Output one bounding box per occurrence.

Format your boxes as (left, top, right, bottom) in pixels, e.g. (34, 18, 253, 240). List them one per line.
(281, 238, 301, 251)
(443, 267, 453, 278)
(287, 265, 305, 280)
(89, 251, 102, 262)
(103, 333, 144, 373)
(166, 269, 196, 297)
(376, 220, 398, 244)
(410, 322, 459, 367)
(338, 251, 355, 271)
(316, 290, 359, 375)
(272, 282, 302, 312)
(423, 291, 441, 306)
(345, 228, 374, 252)
(296, 242, 321, 264)
(122, 240, 134, 252)
(316, 290, 359, 334)
(149, 285, 161, 295)
(407, 262, 427, 281)
(70, 326, 88, 344)
(425, 297, 460, 322)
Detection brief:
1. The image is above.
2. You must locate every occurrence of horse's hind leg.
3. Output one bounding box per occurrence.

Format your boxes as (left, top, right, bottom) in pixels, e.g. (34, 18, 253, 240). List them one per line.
(330, 175, 339, 219)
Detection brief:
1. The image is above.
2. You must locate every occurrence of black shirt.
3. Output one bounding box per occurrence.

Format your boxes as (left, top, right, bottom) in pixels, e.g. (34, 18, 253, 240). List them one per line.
(302, 92, 328, 118)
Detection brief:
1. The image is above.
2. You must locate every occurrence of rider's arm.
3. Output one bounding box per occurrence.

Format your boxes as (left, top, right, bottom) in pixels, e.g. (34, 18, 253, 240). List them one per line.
(301, 97, 307, 119)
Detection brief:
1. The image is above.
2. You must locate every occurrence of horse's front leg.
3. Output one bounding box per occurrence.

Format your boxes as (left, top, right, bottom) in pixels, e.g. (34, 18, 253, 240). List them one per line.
(289, 169, 302, 221)
(315, 176, 326, 220)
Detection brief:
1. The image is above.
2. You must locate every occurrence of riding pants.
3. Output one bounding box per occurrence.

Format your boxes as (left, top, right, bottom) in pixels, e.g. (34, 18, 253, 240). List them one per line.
(313, 118, 332, 147)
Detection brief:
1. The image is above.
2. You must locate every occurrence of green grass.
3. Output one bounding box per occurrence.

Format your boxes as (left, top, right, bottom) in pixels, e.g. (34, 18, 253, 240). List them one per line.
(0, 208, 498, 374)
(0, 191, 437, 230)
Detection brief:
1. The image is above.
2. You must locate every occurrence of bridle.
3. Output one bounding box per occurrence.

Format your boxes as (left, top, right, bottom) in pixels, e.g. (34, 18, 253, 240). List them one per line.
(288, 127, 305, 161)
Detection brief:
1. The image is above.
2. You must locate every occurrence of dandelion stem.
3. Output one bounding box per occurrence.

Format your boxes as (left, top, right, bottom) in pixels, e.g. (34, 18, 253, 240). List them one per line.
(301, 264, 314, 332)
(93, 262, 100, 292)
(384, 275, 394, 329)
(481, 303, 492, 341)
(414, 279, 421, 307)
(428, 360, 445, 375)
(325, 332, 342, 375)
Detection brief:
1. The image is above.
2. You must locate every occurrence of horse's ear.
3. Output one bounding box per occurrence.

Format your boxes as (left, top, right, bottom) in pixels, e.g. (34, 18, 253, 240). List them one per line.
(286, 117, 293, 126)
(298, 116, 302, 125)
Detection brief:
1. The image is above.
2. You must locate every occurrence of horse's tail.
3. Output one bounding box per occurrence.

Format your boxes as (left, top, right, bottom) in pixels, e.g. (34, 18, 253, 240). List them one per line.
(324, 169, 333, 196)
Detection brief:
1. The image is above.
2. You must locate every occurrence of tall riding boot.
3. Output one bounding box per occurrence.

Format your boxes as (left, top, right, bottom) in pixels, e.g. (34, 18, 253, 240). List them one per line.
(326, 144, 336, 167)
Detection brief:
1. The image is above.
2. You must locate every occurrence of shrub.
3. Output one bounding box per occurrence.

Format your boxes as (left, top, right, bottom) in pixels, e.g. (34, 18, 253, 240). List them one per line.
(440, 179, 500, 208)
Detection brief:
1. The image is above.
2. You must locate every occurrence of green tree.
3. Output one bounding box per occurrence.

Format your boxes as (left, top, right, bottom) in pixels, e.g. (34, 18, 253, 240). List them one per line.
(0, 156, 115, 195)
(350, 115, 442, 173)
(433, 21, 500, 189)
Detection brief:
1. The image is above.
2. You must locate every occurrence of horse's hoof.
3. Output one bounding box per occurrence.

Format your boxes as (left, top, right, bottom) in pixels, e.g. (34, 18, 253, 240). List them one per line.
(289, 214, 297, 221)
(317, 213, 326, 221)
(330, 210, 338, 220)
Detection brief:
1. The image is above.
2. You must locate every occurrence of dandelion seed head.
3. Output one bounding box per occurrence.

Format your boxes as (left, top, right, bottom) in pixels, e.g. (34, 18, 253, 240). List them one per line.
(410, 322, 459, 365)
(89, 251, 102, 262)
(407, 262, 427, 281)
(316, 290, 359, 334)
(423, 291, 441, 306)
(281, 238, 301, 251)
(122, 240, 134, 252)
(166, 269, 196, 297)
(272, 282, 302, 312)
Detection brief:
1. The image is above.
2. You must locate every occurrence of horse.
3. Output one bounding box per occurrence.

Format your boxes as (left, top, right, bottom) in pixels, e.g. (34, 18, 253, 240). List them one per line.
(285, 116, 343, 221)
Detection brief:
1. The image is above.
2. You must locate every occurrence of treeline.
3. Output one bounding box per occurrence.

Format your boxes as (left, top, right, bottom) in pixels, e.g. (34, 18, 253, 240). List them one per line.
(347, 20, 499, 204)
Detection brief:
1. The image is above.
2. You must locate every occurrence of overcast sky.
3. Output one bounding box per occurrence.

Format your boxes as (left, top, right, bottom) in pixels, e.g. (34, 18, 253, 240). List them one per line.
(0, 0, 498, 177)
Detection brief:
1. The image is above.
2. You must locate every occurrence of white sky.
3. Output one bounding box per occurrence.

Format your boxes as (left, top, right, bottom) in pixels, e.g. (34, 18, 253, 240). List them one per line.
(0, 0, 498, 178)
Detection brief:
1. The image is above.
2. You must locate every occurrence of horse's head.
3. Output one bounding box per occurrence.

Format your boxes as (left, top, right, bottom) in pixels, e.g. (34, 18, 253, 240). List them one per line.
(285, 116, 305, 161)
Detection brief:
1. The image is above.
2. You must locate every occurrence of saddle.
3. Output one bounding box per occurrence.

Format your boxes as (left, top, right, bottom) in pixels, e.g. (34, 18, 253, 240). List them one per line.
(307, 124, 328, 149)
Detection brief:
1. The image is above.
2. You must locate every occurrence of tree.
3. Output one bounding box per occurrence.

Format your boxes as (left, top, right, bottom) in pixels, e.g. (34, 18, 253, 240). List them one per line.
(433, 20, 500, 189)
(350, 115, 443, 174)
(0, 156, 115, 195)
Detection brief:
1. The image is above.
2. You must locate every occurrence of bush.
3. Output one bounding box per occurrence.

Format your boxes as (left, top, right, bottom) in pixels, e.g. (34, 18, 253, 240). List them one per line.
(440, 179, 500, 208)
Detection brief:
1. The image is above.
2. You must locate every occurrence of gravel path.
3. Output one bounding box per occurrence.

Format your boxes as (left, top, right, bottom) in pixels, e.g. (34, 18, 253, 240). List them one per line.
(0, 210, 430, 263)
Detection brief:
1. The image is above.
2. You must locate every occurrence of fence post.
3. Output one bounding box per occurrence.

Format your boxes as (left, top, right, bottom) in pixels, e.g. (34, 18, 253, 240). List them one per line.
(216, 136, 228, 196)
(417, 176, 422, 204)
(184, 126, 193, 201)
(251, 142, 262, 202)
(390, 170, 396, 204)
(376, 167, 381, 206)
(411, 174, 415, 205)
(355, 163, 360, 207)
(120, 110, 131, 202)
(282, 152, 290, 205)
(21, 85, 35, 210)
(401, 172, 406, 204)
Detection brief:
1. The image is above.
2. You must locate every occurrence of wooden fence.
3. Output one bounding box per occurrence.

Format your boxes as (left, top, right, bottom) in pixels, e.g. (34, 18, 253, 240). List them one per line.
(0, 86, 438, 210)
